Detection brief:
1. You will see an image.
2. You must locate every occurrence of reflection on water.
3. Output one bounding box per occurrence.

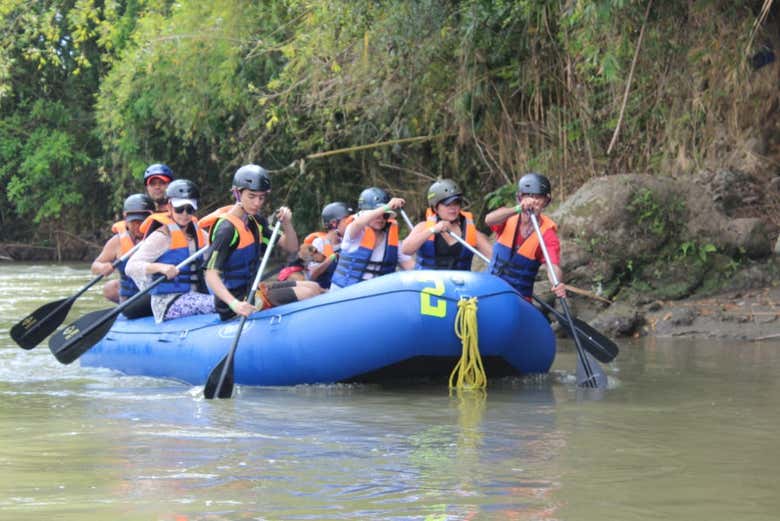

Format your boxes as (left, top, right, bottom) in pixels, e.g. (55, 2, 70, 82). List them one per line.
(1, 263, 780, 520)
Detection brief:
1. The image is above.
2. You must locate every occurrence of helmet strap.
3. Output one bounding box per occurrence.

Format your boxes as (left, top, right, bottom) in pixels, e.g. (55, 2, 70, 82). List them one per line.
(232, 188, 243, 207)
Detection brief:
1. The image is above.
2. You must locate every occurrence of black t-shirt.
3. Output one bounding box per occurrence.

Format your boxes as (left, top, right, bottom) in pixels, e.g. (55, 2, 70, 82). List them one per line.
(206, 214, 270, 318)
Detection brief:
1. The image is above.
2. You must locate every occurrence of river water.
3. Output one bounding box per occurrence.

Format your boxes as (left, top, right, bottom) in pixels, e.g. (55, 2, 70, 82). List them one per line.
(0, 263, 778, 521)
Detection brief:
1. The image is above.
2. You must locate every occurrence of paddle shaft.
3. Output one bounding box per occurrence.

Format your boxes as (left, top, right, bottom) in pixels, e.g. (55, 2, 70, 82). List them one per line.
(50, 244, 210, 363)
(13, 241, 144, 348)
(399, 209, 415, 231)
(207, 219, 283, 399)
(528, 212, 601, 388)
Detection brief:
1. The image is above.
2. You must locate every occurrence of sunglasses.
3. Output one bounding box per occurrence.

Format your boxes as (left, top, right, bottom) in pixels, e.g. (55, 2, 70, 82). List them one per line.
(173, 205, 196, 215)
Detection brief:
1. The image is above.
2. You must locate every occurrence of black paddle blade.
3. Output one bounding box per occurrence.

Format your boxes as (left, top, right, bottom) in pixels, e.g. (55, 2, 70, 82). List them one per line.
(203, 355, 235, 399)
(576, 351, 608, 389)
(557, 316, 619, 363)
(11, 298, 74, 350)
(48, 308, 117, 365)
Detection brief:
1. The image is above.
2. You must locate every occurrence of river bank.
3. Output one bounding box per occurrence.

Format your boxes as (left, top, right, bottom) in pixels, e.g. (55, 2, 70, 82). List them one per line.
(640, 282, 780, 342)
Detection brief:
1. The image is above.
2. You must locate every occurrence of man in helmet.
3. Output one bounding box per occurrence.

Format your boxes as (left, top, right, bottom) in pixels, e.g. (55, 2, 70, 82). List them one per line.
(204, 164, 323, 320)
(330, 187, 414, 289)
(299, 201, 352, 289)
(143, 163, 174, 212)
(126, 179, 214, 323)
(401, 179, 493, 269)
(91, 194, 155, 315)
(484, 172, 567, 301)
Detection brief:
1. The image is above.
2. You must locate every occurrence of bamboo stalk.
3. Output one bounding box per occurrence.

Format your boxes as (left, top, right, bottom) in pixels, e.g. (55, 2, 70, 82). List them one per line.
(607, 0, 653, 156)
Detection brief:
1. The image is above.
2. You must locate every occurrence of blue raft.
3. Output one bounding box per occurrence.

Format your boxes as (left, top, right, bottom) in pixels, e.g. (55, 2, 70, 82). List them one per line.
(81, 270, 556, 386)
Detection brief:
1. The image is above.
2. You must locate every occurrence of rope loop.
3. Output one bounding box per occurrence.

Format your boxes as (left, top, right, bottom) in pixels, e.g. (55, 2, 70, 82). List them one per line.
(449, 297, 487, 391)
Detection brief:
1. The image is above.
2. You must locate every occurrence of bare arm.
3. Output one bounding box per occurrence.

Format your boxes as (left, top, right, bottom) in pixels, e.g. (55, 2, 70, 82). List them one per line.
(308, 254, 337, 281)
(275, 207, 299, 254)
(484, 206, 519, 227)
(400, 222, 435, 255)
(126, 231, 176, 282)
(91, 235, 121, 276)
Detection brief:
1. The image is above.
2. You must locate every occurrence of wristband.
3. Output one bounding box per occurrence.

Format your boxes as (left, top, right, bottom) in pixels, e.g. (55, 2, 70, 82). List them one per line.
(514, 204, 522, 214)
(428, 226, 437, 234)
(228, 298, 240, 312)
(328, 253, 337, 262)
(382, 204, 391, 212)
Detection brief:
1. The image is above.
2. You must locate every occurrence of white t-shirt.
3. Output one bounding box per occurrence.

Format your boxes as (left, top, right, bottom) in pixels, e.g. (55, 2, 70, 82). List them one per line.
(330, 222, 412, 289)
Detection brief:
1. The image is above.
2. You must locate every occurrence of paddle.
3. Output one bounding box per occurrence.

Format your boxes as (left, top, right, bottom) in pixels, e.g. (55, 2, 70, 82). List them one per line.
(11, 241, 144, 350)
(423, 217, 619, 364)
(531, 295, 618, 363)
(48, 245, 210, 365)
(529, 212, 606, 389)
(203, 218, 283, 399)
(399, 208, 415, 231)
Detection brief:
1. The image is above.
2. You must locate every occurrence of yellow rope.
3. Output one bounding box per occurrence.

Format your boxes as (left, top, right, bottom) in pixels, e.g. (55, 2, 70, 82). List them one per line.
(448, 297, 487, 391)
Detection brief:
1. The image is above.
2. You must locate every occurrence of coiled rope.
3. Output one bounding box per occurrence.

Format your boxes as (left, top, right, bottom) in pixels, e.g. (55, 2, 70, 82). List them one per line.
(448, 297, 487, 391)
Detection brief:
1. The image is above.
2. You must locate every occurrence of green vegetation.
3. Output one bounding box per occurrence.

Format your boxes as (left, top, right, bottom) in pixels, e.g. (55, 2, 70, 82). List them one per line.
(0, 0, 774, 248)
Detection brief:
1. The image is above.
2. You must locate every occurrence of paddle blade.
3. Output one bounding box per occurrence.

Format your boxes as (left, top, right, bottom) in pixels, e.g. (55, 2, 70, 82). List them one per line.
(556, 315, 618, 363)
(576, 351, 608, 389)
(48, 308, 117, 364)
(203, 355, 235, 399)
(11, 298, 74, 350)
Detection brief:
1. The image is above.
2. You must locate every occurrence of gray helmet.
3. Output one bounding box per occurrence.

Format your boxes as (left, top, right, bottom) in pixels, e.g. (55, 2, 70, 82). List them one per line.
(143, 163, 174, 185)
(123, 193, 155, 214)
(165, 179, 200, 200)
(517, 172, 551, 197)
(321, 202, 352, 228)
(357, 187, 390, 211)
(233, 164, 271, 192)
(427, 179, 463, 208)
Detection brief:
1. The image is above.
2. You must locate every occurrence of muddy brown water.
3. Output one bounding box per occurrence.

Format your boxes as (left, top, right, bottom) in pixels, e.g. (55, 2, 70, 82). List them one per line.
(1, 263, 779, 520)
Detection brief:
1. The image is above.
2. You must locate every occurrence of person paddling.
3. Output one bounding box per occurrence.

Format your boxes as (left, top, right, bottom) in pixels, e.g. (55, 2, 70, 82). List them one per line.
(330, 187, 414, 289)
(484, 173, 567, 301)
(204, 164, 322, 320)
(90, 193, 155, 318)
(401, 179, 493, 269)
(126, 180, 215, 322)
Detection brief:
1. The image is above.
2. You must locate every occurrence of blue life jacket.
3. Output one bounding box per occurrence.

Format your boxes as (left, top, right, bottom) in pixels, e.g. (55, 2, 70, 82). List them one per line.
(488, 213, 557, 298)
(213, 213, 264, 290)
(332, 219, 399, 288)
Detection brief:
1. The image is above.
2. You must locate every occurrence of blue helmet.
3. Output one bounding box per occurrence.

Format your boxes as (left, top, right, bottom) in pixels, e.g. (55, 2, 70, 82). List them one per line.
(357, 187, 390, 211)
(143, 163, 174, 185)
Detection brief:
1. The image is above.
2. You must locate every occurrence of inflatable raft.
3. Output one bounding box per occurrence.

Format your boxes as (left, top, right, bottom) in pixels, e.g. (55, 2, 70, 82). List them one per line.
(81, 270, 556, 386)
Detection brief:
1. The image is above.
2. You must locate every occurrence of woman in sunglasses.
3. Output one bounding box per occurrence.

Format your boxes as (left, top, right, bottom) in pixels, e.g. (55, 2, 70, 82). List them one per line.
(330, 186, 415, 289)
(126, 179, 215, 322)
(401, 178, 493, 269)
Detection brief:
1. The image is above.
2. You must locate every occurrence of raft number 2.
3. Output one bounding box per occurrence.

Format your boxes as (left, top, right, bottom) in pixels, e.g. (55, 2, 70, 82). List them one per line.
(420, 277, 446, 318)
